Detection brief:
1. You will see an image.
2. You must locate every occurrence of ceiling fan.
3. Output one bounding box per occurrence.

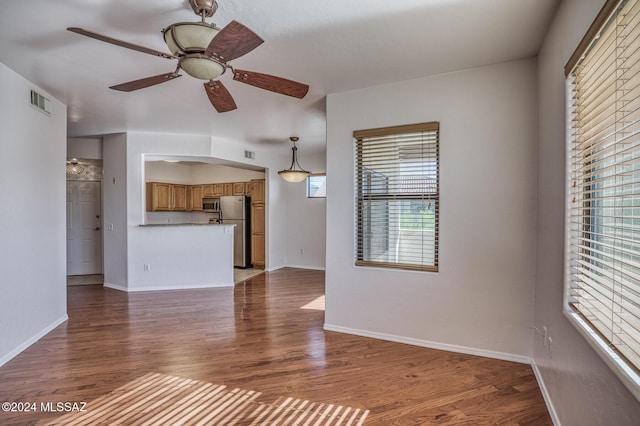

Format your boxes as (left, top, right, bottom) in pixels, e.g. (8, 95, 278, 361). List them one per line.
(67, 0, 309, 113)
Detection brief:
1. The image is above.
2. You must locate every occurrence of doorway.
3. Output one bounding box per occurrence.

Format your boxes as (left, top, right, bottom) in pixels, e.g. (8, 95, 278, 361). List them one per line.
(66, 180, 103, 276)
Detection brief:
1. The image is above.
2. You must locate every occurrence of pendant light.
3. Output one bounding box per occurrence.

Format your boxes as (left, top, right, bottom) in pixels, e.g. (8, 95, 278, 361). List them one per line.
(278, 137, 311, 183)
(66, 158, 85, 175)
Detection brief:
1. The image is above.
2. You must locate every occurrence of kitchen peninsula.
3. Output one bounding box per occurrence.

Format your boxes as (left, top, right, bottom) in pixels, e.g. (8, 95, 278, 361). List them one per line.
(129, 222, 235, 291)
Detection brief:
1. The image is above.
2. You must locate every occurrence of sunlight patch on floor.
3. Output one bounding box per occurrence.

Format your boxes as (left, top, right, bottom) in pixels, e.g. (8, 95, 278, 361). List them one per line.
(44, 372, 368, 425)
(300, 295, 326, 311)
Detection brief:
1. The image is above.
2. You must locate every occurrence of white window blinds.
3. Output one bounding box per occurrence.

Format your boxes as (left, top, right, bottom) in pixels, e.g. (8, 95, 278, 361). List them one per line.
(567, 0, 640, 374)
(354, 122, 439, 272)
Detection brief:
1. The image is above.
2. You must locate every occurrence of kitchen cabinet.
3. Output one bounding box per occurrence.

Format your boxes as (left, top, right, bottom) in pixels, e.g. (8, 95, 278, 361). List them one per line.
(249, 179, 265, 269)
(146, 182, 171, 211)
(202, 184, 214, 197)
(172, 185, 187, 211)
(146, 182, 187, 212)
(213, 183, 224, 196)
(249, 179, 265, 203)
(188, 185, 203, 211)
(251, 203, 265, 269)
(232, 182, 245, 196)
(224, 183, 233, 196)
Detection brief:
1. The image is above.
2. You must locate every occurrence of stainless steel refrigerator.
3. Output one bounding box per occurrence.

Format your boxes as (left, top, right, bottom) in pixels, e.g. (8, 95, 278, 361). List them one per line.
(219, 195, 252, 268)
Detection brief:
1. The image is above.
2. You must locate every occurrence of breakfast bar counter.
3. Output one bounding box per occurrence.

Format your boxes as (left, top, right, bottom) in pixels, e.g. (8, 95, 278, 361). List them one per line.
(122, 223, 235, 291)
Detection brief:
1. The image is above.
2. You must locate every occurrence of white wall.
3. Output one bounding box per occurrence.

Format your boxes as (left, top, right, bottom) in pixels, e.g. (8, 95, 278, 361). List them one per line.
(126, 132, 212, 290)
(103, 133, 128, 289)
(120, 132, 323, 288)
(67, 137, 102, 160)
(122, 225, 234, 291)
(325, 58, 538, 361)
(191, 164, 265, 183)
(0, 63, 67, 365)
(285, 152, 326, 270)
(145, 162, 265, 185)
(145, 161, 193, 184)
(535, 0, 640, 423)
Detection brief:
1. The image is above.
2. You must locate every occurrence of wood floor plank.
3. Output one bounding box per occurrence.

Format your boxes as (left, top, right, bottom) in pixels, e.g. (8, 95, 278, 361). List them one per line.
(0, 268, 551, 425)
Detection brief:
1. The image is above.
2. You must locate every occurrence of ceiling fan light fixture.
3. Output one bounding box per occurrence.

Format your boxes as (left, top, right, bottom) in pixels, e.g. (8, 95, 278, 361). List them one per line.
(179, 54, 225, 80)
(163, 22, 219, 55)
(278, 137, 311, 183)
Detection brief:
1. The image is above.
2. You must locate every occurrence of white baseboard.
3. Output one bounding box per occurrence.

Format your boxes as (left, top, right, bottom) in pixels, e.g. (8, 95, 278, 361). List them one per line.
(103, 282, 128, 292)
(104, 282, 233, 292)
(284, 264, 326, 271)
(323, 323, 532, 365)
(531, 360, 561, 426)
(266, 265, 326, 272)
(0, 314, 68, 367)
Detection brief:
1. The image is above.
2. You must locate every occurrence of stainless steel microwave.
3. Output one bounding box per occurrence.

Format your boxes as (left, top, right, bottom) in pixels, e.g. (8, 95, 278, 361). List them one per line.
(202, 196, 220, 212)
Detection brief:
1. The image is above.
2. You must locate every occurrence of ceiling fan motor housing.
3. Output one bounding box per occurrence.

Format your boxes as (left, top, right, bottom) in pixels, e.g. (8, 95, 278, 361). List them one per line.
(163, 22, 219, 55)
(189, 0, 218, 18)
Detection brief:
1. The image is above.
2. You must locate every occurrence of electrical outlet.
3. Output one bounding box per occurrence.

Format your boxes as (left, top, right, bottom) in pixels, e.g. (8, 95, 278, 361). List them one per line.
(299, 248, 304, 254)
(107, 224, 114, 231)
(144, 264, 150, 271)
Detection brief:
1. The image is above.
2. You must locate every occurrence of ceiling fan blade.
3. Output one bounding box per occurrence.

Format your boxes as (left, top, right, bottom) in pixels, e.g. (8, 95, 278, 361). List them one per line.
(233, 69, 309, 99)
(205, 20, 264, 62)
(204, 81, 237, 113)
(110, 72, 181, 92)
(67, 27, 177, 60)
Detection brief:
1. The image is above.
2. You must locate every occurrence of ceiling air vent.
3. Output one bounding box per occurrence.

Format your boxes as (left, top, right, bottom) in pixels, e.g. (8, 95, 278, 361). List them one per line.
(29, 89, 51, 116)
(244, 150, 255, 160)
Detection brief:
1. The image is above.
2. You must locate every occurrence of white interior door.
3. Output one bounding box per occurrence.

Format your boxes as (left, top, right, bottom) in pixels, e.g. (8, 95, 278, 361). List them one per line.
(67, 181, 102, 275)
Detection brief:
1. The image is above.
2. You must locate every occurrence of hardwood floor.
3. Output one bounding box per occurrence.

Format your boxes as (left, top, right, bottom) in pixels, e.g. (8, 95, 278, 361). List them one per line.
(0, 268, 551, 425)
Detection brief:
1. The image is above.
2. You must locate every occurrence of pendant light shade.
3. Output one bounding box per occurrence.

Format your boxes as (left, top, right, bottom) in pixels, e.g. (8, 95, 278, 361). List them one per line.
(66, 158, 84, 175)
(278, 137, 311, 183)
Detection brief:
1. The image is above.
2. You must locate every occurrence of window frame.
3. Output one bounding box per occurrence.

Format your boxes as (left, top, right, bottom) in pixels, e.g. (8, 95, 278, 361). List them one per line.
(353, 122, 439, 272)
(306, 173, 326, 198)
(564, 0, 640, 400)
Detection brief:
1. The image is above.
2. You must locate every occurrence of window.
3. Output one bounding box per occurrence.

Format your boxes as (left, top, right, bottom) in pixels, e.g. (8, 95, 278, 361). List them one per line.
(307, 173, 326, 198)
(566, 0, 640, 393)
(354, 122, 439, 272)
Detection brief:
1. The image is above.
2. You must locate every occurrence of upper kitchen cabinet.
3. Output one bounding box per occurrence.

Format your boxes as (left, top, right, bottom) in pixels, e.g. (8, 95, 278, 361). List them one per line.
(188, 185, 203, 211)
(249, 179, 265, 203)
(232, 182, 246, 196)
(202, 184, 214, 197)
(172, 185, 187, 211)
(146, 182, 187, 212)
(146, 182, 171, 211)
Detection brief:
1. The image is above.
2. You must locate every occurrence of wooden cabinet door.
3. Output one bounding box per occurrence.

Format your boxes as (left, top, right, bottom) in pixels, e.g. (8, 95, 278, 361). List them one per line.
(224, 183, 233, 196)
(250, 179, 265, 203)
(147, 182, 172, 211)
(251, 235, 265, 269)
(251, 202, 265, 269)
(202, 184, 214, 197)
(189, 185, 203, 211)
(172, 185, 187, 211)
(232, 182, 245, 196)
(212, 183, 224, 196)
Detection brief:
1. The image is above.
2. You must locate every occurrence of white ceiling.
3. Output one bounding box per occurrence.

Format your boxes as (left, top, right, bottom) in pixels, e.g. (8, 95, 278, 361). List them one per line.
(0, 0, 558, 152)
